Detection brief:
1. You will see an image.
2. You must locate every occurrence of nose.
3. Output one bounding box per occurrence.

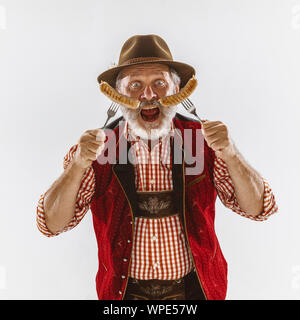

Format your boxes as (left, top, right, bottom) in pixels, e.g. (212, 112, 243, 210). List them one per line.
(140, 85, 158, 101)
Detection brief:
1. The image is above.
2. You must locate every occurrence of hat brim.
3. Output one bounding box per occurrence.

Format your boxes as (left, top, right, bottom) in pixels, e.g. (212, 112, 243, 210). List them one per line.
(97, 60, 196, 89)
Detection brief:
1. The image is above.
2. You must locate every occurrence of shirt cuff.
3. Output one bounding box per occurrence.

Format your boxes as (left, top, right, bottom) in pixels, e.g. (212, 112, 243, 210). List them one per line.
(213, 157, 278, 221)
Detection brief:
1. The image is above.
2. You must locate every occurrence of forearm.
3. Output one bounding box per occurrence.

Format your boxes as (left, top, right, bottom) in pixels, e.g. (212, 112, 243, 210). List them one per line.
(44, 161, 87, 233)
(222, 146, 264, 216)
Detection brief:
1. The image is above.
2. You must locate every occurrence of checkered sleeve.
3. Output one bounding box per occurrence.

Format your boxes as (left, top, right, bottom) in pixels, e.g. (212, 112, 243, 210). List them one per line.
(36, 144, 96, 237)
(213, 157, 278, 221)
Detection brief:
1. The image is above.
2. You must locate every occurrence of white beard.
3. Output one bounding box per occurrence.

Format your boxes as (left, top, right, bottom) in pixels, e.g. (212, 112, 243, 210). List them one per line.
(120, 105, 178, 140)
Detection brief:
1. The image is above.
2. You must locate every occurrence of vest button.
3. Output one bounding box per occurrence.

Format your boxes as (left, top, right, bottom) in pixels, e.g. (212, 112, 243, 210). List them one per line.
(119, 291, 122, 295)
(123, 258, 128, 262)
(127, 239, 131, 243)
(121, 275, 126, 279)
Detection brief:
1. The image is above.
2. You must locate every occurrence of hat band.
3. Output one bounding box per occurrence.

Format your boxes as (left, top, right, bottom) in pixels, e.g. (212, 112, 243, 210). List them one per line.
(120, 56, 171, 66)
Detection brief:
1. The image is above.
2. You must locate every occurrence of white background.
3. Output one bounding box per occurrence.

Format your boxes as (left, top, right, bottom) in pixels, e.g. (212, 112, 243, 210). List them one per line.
(0, 0, 299, 299)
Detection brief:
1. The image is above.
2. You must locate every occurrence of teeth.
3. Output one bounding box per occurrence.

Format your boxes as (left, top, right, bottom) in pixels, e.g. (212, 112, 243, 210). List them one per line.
(142, 106, 158, 110)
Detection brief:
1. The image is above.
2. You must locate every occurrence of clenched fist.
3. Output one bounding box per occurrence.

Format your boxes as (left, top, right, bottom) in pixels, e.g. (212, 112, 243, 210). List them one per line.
(201, 120, 236, 162)
(73, 129, 106, 169)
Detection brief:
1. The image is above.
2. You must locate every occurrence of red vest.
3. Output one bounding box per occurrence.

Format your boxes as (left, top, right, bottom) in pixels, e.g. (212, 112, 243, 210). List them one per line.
(91, 114, 228, 300)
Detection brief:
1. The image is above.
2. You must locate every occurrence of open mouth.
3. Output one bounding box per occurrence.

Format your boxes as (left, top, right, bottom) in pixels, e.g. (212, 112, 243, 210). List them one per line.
(140, 107, 160, 122)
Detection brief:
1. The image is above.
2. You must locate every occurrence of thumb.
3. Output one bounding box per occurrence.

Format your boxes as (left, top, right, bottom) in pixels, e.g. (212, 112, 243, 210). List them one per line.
(201, 119, 208, 135)
(96, 143, 105, 158)
(96, 129, 106, 142)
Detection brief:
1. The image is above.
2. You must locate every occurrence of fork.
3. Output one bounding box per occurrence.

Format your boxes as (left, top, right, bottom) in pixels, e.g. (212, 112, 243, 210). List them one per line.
(181, 98, 203, 124)
(101, 102, 119, 129)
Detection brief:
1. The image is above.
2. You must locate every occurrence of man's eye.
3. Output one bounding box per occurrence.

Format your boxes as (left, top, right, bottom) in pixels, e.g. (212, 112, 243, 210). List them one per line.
(129, 82, 141, 89)
(155, 80, 165, 86)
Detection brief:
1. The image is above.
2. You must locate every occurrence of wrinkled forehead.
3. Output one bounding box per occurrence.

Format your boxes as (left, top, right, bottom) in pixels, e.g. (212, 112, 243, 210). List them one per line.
(118, 63, 171, 79)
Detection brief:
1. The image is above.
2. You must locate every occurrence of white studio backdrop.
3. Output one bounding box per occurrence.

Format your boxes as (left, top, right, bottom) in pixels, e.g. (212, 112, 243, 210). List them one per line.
(0, 0, 299, 300)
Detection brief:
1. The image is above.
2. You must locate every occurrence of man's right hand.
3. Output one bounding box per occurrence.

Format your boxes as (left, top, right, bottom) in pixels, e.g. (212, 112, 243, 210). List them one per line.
(73, 129, 106, 169)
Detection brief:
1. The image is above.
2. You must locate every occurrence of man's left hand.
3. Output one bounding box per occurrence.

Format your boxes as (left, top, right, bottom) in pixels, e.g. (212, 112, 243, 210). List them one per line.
(201, 120, 237, 162)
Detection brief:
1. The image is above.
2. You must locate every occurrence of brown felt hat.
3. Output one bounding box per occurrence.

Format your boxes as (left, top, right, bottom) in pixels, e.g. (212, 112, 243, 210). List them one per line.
(97, 34, 195, 89)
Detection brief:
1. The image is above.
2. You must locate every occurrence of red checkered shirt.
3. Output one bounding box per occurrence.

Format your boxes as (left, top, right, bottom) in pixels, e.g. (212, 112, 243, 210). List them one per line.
(36, 121, 278, 280)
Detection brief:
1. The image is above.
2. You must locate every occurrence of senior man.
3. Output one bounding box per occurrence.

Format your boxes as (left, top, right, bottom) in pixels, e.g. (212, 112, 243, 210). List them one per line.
(36, 34, 278, 300)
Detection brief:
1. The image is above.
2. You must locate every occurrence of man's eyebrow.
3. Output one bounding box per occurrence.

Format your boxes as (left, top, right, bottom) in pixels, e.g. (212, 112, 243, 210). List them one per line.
(128, 71, 166, 77)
